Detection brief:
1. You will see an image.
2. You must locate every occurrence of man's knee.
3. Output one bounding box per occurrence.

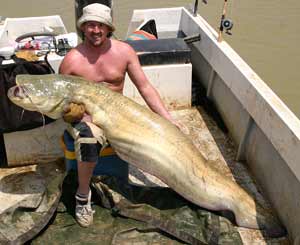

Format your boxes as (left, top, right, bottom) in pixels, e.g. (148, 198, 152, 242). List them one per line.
(73, 122, 102, 163)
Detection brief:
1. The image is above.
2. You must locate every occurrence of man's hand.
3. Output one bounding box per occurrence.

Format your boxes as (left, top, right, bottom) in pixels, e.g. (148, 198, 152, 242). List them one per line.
(62, 103, 85, 123)
(169, 118, 190, 135)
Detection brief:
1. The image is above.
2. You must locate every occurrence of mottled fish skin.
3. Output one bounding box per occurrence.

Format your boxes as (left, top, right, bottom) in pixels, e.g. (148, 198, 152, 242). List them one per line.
(8, 74, 285, 237)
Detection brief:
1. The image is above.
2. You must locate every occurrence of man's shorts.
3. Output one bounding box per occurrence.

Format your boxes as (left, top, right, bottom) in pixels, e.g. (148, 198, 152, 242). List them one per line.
(65, 121, 108, 163)
(61, 121, 128, 179)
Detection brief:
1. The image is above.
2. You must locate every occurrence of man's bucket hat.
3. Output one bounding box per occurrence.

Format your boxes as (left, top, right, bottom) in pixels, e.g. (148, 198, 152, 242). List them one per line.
(77, 3, 115, 31)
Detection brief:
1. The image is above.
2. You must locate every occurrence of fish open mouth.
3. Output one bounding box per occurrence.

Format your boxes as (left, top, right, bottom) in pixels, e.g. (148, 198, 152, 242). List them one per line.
(14, 86, 22, 98)
(11, 85, 27, 99)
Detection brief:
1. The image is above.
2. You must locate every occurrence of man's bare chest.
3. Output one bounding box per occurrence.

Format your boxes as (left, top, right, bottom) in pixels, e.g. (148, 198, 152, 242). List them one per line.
(76, 57, 126, 84)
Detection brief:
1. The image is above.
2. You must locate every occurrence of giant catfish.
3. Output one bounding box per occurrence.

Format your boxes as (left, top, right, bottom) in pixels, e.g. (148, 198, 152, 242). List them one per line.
(8, 74, 285, 237)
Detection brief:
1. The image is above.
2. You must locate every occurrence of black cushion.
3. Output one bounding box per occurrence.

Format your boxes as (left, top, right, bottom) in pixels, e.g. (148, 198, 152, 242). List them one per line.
(125, 38, 191, 66)
(0, 57, 54, 134)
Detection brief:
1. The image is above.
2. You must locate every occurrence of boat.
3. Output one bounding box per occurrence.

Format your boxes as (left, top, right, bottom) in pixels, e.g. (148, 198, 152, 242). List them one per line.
(0, 0, 298, 243)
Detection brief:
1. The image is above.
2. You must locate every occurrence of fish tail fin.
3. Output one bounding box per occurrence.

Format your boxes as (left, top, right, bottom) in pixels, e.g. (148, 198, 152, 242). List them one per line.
(233, 199, 286, 238)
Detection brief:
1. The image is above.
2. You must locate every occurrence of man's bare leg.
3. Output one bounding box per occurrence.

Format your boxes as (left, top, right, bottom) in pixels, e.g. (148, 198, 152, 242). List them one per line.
(66, 121, 104, 227)
(77, 161, 96, 195)
(75, 161, 96, 227)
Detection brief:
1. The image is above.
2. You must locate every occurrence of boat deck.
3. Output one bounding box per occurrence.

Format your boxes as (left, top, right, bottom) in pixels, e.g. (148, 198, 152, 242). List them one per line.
(0, 106, 290, 244)
(129, 106, 289, 244)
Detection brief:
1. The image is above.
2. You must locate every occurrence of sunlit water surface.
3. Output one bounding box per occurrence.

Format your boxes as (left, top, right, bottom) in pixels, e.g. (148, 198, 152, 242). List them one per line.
(1, 0, 300, 118)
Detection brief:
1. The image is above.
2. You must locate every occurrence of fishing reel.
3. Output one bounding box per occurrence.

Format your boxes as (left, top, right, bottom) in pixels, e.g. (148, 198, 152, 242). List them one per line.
(221, 18, 233, 35)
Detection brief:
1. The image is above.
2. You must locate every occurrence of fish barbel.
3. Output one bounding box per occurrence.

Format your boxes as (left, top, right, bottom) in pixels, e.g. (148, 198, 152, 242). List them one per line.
(8, 74, 285, 237)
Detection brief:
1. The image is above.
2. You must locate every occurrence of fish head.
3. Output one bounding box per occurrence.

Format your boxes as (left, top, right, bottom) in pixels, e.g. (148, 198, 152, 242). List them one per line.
(8, 74, 72, 119)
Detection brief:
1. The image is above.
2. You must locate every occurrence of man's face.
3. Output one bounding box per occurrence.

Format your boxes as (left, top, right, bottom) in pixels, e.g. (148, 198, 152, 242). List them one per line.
(82, 21, 111, 47)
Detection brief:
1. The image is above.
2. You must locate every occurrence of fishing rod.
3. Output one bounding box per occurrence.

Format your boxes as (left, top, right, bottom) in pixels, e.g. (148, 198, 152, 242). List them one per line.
(218, 0, 233, 42)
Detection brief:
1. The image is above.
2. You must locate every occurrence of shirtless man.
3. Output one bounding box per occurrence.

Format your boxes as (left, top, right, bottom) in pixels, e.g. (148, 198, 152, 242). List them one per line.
(59, 3, 178, 227)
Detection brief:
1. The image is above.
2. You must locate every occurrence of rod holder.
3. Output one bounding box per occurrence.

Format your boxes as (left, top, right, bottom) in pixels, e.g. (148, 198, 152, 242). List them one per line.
(193, 0, 199, 16)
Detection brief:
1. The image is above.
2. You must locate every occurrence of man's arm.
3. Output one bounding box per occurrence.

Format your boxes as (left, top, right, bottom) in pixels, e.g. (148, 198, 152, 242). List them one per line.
(59, 49, 86, 123)
(125, 44, 176, 124)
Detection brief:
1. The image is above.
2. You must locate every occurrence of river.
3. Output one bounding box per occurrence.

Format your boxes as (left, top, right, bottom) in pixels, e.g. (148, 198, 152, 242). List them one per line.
(1, 0, 300, 118)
